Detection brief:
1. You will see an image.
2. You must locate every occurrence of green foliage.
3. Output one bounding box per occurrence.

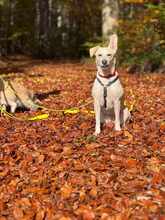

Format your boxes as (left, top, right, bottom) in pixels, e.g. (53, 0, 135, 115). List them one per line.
(0, 0, 7, 6)
(119, 2, 165, 72)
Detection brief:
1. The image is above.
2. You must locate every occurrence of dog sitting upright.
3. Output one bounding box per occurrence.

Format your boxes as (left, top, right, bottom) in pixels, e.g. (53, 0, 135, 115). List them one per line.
(90, 34, 131, 135)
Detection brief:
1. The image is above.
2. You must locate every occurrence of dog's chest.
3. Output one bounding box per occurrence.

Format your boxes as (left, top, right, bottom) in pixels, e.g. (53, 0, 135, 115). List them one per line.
(92, 77, 124, 108)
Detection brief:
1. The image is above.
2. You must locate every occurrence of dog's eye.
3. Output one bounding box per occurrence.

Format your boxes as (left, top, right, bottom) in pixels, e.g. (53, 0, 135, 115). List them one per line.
(98, 54, 102, 57)
(107, 54, 112, 56)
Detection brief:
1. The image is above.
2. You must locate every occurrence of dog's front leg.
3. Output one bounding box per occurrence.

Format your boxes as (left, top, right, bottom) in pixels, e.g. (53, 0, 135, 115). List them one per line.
(10, 102, 17, 113)
(94, 101, 101, 135)
(114, 99, 121, 131)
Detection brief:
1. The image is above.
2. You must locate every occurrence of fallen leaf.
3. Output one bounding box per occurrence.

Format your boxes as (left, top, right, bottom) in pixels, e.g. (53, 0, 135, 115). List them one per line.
(82, 210, 95, 220)
(160, 121, 165, 132)
(124, 130, 133, 141)
(35, 210, 45, 220)
(125, 158, 138, 168)
(13, 206, 24, 220)
(89, 187, 97, 198)
(61, 184, 73, 199)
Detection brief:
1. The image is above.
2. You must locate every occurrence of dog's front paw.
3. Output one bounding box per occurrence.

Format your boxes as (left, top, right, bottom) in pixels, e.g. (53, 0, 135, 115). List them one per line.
(105, 119, 112, 124)
(94, 128, 101, 136)
(94, 132, 100, 136)
(115, 125, 121, 131)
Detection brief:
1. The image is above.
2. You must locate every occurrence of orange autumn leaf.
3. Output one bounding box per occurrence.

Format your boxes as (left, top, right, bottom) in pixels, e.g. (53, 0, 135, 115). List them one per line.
(35, 210, 45, 220)
(61, 184, 73, 199)
(124, 130, 133, 141)
(160, 121, 165, 132)
(13, 206, 24, 220)
(125, 158, 138, 168)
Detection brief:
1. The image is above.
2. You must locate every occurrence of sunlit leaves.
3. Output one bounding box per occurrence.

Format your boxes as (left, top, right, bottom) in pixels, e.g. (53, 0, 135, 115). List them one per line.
(0, 61, 165, 219)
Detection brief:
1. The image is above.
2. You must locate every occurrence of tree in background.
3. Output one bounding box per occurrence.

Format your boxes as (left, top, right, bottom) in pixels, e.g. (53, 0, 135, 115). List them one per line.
(0, 0, 164, 72)
(35, 0, 50, 57)
(102, 0, 119, 40)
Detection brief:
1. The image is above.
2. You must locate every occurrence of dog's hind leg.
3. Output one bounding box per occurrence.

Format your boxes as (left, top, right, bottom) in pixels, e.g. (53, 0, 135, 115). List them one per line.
(114, 99, 121, 131)
(94, 101, 101, 135)
(123, 107, 131, 127)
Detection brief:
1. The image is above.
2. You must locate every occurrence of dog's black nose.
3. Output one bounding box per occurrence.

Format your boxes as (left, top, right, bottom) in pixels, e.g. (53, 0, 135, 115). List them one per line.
(102, 59, 107, 65)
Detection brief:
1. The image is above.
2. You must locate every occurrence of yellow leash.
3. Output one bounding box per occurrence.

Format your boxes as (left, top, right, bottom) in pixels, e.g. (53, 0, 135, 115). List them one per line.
(0, 106, 49, 121)
(32, 98, 94, 114)
(0, 88, 136, 122)
(0, 98, 94, 122)
(0, 78, 93, 122)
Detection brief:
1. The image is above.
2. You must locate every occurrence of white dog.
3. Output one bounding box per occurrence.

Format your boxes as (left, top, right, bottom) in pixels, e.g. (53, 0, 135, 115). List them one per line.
(90, 34, 131, 135)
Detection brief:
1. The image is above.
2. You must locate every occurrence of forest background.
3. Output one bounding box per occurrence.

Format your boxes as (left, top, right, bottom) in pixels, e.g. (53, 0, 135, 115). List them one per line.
(0, 0, 164, 72)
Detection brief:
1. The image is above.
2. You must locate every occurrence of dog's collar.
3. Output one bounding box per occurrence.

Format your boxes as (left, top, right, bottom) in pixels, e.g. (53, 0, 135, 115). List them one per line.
(98, 70, 118, 79)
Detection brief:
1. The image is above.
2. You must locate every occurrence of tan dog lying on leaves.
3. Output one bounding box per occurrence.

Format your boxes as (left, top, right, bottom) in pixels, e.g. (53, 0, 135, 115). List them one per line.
(0, 78, 40, 113)
(90, 34, 131, 135)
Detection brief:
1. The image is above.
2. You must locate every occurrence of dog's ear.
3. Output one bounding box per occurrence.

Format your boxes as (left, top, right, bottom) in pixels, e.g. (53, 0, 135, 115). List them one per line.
(108, 34, 118, 53)
(89, 46, 100, 57)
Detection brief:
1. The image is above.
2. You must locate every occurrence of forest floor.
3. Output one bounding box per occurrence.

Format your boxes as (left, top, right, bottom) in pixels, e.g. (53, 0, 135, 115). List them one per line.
(0, 57, 165, 220)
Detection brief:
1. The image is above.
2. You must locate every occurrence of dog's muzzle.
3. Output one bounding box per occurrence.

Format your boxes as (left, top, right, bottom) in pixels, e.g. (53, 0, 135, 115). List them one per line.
(101, 59, 109, 69)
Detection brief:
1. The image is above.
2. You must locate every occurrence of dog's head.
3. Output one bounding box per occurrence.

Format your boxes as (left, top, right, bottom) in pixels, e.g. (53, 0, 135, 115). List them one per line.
(89, 34, 118, 73)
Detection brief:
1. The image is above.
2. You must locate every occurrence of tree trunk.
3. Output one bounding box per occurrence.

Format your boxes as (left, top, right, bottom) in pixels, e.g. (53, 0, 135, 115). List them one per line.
(9, 0, 15, 27)
(48, 0, 53, 29)
(35, 0, 49, 56)
(35, 0, 40, 41)
(10, 0, 16, 53)
(102, 0, 119, 40)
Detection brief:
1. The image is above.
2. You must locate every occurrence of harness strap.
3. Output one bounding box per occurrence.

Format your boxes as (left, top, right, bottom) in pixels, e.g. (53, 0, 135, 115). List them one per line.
(96, 75, 119, 108)
(104, 87, 107, 108)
